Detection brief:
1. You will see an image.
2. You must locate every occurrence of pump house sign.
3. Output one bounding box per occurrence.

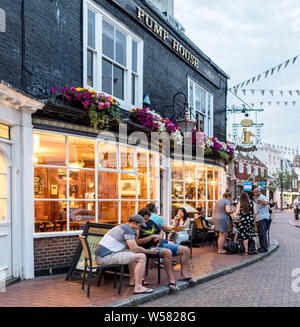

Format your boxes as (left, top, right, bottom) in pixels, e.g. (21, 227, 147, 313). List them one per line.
(110, 0, 222, 88)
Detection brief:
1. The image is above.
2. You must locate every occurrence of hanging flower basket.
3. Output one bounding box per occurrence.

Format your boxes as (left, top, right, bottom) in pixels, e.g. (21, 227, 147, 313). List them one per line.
(49, 86, 121, 130)
(129, 107, 183, 145)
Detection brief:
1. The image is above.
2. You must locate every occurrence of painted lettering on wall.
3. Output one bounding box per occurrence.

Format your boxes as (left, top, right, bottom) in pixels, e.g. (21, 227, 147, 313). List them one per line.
(137, 6, 199, 69)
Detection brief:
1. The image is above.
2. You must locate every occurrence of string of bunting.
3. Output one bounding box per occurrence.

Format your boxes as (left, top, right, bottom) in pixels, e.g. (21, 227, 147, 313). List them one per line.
(233, 89, 300, 97)
(229, 54, 299, 92)
(248, 101, 297, 107)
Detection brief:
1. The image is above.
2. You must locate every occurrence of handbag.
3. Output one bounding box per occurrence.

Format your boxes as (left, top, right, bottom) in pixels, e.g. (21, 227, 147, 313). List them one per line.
(248, 239, 256, 255)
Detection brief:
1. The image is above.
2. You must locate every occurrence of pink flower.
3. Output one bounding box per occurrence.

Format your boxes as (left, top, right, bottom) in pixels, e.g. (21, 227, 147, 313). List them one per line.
(105, 102, 111, 109)
(98, 102, 105, 110)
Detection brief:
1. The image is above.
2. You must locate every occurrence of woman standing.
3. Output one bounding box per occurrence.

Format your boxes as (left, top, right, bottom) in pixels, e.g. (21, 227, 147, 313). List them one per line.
(212, 192, 234, 254)
(235, 192, 257, 255)
(170, 208, 191, 245)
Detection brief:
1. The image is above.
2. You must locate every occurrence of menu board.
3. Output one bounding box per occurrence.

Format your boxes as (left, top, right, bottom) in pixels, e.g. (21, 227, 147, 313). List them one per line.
(66, 222, 114, 281)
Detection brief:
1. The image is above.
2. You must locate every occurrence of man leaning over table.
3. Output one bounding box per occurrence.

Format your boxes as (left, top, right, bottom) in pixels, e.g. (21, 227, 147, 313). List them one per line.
(95, 215, 158, 294)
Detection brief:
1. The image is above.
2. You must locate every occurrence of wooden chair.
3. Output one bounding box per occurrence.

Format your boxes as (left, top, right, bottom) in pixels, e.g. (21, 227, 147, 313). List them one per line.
(79, 235, 125, 297)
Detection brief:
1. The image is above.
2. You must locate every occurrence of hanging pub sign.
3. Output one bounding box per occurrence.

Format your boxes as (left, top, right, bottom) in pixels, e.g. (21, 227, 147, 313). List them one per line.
(109, 0, 221, 88)
(66, 222, 114, 281)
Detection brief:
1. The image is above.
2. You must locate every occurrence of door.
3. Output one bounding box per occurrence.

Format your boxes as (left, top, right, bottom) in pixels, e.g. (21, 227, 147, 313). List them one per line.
(0, 142, 11, 281)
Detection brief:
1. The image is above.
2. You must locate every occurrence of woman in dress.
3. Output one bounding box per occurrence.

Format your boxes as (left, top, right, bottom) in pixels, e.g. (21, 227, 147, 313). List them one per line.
(170, 208, 191, 245)
(212, 191, 234, 254)
(235, 192, 257, 255)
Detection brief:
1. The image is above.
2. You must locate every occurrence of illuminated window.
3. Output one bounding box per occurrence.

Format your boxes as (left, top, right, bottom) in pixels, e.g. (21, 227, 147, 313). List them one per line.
(171, 160, 226, 217)
(33, 131, 160, 232)
(0, 123, 10, 140)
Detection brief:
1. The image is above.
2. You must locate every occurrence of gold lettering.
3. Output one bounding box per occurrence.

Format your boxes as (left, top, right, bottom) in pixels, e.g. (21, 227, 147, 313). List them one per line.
(190, 55, 195, 65)
(153, 22, 163, 38)
(185, 50, 191, 61)
(194, 58, 199, 68)
(145, 14, 153, 28)
(172, 39, 180, 52)
(163, 30, 169, 41)
(137, 6, 145, 20)
(179, 45, 185, 57)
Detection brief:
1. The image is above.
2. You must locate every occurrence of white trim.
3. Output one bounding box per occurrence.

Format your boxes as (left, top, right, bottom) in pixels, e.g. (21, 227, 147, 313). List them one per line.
(83, 0, 144, 111)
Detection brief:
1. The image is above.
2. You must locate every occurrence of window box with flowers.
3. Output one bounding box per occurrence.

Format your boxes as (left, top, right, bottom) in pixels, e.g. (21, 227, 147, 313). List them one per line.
(49, 86, 121, 130)
(192, 129, 235, 165)
(129, 107, 183, 145)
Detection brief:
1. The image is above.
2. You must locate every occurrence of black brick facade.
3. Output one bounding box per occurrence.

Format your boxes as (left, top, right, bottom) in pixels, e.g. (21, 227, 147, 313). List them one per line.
(0, 0, 229, 141)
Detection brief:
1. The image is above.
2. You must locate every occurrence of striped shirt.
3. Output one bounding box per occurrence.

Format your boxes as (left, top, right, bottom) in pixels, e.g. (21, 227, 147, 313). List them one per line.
(95, 224, 135, 257)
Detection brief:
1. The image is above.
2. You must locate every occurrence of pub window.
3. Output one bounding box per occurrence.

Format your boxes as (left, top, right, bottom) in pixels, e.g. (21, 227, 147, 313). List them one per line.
(188, 78, 214, 137)
(239, 163, 244, 173)
(171, 160, 226, 218)
(0, 123, 10, 140)
(33, 131, 160, 234)
(85, 1, 143, 110)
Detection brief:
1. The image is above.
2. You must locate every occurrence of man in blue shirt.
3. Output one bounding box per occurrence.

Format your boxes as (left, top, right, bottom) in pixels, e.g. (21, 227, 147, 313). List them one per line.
(253, 188, 270, 253)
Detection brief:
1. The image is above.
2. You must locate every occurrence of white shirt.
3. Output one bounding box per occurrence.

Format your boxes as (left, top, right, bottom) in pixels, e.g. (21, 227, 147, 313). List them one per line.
(293, 199, 300, 209)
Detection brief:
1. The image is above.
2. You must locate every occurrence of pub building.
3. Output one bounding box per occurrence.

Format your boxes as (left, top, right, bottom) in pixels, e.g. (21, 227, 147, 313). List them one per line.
(0, 0, 230, 281)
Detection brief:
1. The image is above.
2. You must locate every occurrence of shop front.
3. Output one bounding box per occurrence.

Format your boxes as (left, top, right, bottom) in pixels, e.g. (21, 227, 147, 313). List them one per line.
(33, 130, 160, 233)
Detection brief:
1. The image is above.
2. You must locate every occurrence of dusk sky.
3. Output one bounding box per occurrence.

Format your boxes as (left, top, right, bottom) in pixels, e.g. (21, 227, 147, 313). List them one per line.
(174, 0, 300, 150)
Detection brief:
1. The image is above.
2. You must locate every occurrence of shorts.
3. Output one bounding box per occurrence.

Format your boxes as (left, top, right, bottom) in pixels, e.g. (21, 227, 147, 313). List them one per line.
(96, 250, 136, 266)
(147, 241, 180, 258)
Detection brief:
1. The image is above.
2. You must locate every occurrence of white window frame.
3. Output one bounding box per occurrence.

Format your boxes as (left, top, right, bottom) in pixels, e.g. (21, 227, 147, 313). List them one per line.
(247, 165, 252, 175)
(255, 167, 258, 176)
(188, 77, 214, 137)
(239, 162, 244, 174)
(33, 129, 160, 237)
(83, 0, 144, 111)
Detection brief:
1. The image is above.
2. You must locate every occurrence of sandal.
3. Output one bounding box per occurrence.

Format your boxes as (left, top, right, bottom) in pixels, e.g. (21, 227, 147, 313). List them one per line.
(168, 283, 180, 291)
(179, 277, 197, 285)
(134, 287, 154, 295)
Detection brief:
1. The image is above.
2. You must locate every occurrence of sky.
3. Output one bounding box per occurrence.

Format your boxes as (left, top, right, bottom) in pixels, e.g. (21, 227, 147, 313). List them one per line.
(174, 0, 300, 150)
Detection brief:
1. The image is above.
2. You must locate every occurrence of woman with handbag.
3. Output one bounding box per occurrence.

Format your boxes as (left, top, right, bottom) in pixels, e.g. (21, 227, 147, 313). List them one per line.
(235, 192, 257, 255)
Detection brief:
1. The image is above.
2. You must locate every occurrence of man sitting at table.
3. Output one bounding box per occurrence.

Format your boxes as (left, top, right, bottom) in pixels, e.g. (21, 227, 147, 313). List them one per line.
(95, 214, 158, 295)
(137, 208, 196, 291)
(146, 203, 169, 233)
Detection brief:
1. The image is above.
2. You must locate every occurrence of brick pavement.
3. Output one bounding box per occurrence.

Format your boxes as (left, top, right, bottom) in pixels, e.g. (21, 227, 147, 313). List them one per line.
(0, 221, 277, 307)
(142, 212, 300, 307)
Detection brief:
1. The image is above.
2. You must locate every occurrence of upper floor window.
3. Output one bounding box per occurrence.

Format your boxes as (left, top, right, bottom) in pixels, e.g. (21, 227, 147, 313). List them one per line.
(239, 162, 244, 173)
(84, 1, 143, 110)
(247, 165, 251, 175)
(188, 78, 213, 137)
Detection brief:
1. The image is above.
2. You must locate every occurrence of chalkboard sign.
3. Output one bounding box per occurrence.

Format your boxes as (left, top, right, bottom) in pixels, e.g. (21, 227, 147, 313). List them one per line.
(66, 222, 114, 281)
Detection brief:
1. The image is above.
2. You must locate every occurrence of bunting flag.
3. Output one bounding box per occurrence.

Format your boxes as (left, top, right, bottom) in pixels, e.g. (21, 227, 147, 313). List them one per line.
(230, 54, 300, 90)
(230, 88, 300, 97)
(231, 101, 298, 107)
